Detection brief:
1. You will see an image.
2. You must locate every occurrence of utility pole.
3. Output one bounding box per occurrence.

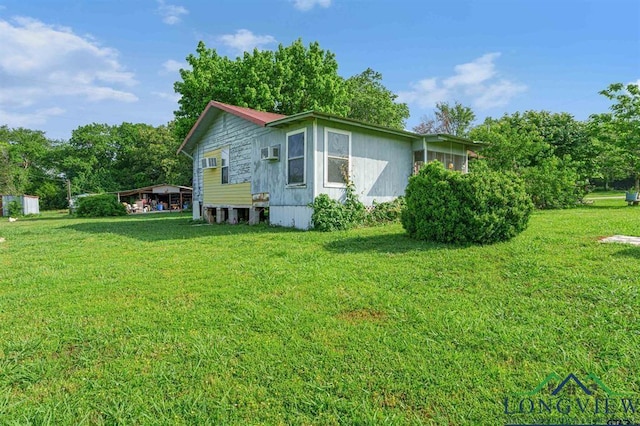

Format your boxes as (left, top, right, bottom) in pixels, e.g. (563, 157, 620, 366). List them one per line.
(66, 179, 71, 214)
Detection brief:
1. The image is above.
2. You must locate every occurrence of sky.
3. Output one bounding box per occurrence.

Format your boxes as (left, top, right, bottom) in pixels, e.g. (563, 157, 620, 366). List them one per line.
(0, 0, 638, 141)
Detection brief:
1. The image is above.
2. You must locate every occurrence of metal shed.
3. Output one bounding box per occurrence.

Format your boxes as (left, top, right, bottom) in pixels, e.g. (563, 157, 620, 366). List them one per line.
(0, 195, 40, 216)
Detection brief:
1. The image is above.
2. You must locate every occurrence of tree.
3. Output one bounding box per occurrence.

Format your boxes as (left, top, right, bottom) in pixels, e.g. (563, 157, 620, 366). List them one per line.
(469, 112, 586, 209)
(173, 39, 408, 139)
(0, 125, 53, 194)
(413, 101, 475, 136)
(174, 39, 350, 140)
(590, 83, 640, 190)
(344, 68, 409, 129)
(58, 122, 191, 195)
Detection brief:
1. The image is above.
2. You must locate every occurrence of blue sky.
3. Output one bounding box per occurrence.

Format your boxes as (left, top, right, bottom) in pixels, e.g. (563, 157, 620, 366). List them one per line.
(0, 0, 638, 140)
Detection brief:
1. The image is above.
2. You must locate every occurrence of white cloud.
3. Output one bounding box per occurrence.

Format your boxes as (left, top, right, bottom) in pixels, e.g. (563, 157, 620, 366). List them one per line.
(292, 0, 331, 11)
(0, 16, 138, 129)
(444, 53, 500, 88)
(629, 79, 640, 87)
(397, 52, 526, 111)
(218, 29, 276, 55)
(0, 107, 65, 128)
(152, 91, 181, 103)
(161, 59, 183, 73)
(156, 0, 188, 25)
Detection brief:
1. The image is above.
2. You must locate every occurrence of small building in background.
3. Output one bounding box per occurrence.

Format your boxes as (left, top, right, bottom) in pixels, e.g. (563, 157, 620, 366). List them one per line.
(113, 184, 193, 213)
(0, 195, 40, 216)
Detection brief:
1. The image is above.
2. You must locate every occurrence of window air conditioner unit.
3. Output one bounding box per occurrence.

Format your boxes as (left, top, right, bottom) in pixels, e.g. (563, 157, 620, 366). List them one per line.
(201, 157, 218, 169)
(261, 145, 280, 161)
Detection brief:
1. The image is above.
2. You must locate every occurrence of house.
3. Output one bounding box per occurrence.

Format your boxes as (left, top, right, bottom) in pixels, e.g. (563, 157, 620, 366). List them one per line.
(177, 101, 476, 229)
(0, 194, 40, 216)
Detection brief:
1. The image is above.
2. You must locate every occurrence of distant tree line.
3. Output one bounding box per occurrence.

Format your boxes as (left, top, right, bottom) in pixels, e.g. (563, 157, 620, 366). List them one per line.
(0, 123, 191, 210)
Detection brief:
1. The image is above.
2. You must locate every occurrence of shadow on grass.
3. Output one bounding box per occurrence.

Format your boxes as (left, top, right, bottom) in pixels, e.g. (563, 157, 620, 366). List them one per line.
(64, 214, 296, 242)
(611, 246, 640, 259)
(324, 232, 462, 254)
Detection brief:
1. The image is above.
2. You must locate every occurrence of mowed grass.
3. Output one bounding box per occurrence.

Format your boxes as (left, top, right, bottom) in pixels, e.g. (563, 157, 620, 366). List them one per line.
(0, 202, 639, 425)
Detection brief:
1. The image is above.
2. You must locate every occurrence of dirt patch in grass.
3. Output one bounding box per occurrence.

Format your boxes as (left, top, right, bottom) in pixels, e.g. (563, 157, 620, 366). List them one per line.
(337, 308, 386, 323)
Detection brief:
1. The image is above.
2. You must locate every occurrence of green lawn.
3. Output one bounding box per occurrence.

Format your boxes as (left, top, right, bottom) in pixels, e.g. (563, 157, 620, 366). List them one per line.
(1, 202, 639, 425)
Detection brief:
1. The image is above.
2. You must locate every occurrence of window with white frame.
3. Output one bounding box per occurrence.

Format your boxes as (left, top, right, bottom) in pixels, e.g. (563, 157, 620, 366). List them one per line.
(221, 147, 229, 184)
(286, 129, 305, 185)
(325, 129, 351, 185)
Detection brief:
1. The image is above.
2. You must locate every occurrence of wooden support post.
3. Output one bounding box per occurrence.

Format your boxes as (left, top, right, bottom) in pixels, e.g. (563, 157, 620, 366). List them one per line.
(228, 208, 238, 224)
(249, 208, 260, 225)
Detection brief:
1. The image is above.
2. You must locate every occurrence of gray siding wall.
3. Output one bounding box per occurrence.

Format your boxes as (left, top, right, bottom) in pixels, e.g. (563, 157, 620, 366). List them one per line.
(190, 112, 271, 214)
(314, 121, 413, 206)
(252, 122, 315, 207)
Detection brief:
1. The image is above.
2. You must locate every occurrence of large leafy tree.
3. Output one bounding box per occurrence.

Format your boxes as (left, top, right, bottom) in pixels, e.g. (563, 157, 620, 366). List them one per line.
(470, 111, 591, 209)
(0, 125, 51, 193)
(590, 83, 640, 190)
(344, 68, 409, 129)
(58, 122, 191, 195)
(413, 101, 476, 136)
(174, 39, 350, 140)
(173, 39, 408, 140)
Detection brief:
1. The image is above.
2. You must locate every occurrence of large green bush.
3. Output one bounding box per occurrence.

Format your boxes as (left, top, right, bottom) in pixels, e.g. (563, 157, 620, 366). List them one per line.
(310, 181, 365, 231)
(7, 200, 21, 217)
(76, 194, 127, 218)
(402, 161, 533, 244)
(521, 157, 585, 209)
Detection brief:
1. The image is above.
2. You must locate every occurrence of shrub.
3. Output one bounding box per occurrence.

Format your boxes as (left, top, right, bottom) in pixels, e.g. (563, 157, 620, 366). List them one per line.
(402, 161, 533, 244)
(7, 200, 21, 217)
(365, 197, 405, 225)
(521, 157, 585, 209)
(310, 180, 365, 231)
(76, 194, 127, 218)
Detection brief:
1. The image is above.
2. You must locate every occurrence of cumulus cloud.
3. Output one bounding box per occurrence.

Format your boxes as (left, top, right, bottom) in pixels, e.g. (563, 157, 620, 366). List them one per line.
(161, 59, 183, 73)
(292, 0, 332, 11)
(398, 52, 526, 111)
(156, 0, 188, 25)
(0, 16, 137, 129)
(0, 107, 65, 128)
(152, 91, 181, 103)
(218, 29, 276, 56)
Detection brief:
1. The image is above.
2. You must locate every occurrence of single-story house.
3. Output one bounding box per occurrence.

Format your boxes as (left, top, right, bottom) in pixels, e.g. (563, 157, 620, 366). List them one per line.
(0, 194, 40, 216)
(177, 101, 477, 229)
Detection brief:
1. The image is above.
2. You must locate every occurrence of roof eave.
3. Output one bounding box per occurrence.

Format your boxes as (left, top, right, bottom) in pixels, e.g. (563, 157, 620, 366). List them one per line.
(267, 111, 418, 140)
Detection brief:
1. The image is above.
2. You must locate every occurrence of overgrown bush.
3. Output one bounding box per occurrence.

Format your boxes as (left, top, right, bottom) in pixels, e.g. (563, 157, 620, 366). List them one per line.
(365, 197, 405, 225)
(310, 181, 365, 231)
(521, 157, 585, 209)
(7, 200, 21, 217)
(402, 161, 533, 244)
(76, 194, 127, 218)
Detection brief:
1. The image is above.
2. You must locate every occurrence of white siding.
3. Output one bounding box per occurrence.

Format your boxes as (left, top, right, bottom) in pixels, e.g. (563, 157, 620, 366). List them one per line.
(269, 206, 312, 230)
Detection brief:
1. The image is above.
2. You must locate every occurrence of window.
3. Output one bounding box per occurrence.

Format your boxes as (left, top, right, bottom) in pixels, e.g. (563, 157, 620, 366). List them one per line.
(426, 150, 467, 172)
(413, 150, 425, 174)
(287, 129, 305, 185)
(325, 129, 351, 185)
(221, 147, 229, 184)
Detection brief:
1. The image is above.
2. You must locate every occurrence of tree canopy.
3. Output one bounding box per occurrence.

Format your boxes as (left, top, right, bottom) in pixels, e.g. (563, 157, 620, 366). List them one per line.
(413, 101, 476, 136)
(173, 39, 408, 140)
(589, 83, 640, 189)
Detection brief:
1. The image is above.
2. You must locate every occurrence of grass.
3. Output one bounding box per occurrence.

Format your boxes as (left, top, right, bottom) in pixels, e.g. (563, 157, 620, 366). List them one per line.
(0, 202, 639, 425)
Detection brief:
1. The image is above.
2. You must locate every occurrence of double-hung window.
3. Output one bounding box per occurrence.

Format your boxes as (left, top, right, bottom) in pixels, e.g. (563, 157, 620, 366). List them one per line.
(287, 129, 306, 185)
(325, 128, 351, 186)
